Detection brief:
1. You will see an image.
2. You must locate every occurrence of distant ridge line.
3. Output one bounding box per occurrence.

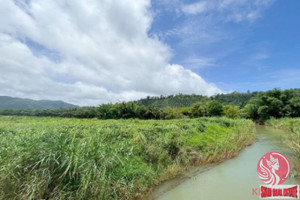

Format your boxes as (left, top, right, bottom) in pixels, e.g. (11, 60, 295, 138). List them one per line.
(0, 96, 78, 110)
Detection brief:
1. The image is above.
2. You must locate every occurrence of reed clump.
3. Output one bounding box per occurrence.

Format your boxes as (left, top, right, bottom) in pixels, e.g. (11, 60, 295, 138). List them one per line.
(266, 118, 300, 175)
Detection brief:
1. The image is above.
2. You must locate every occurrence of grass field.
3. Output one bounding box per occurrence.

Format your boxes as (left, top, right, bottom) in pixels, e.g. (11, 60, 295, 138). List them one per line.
(266, 118, 300, 175)
(0, 116, 255, 200)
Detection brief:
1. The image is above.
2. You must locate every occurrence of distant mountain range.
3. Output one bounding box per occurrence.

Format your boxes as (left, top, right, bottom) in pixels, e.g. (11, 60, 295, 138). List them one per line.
(0, 96, 78, 109)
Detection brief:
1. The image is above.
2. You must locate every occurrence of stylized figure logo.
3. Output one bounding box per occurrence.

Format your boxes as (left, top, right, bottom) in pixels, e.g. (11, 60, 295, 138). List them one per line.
(257, 152, 291, 185)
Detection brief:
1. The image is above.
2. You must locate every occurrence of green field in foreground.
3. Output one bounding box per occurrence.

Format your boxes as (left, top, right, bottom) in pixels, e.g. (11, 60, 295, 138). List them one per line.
(266, 118, 300, 175)
(0, 116, 255, 200)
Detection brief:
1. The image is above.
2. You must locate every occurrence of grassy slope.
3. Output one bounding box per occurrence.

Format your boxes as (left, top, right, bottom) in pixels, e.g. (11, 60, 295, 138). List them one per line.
(0, 116, 255, 200)
(266, 118, 300, 175)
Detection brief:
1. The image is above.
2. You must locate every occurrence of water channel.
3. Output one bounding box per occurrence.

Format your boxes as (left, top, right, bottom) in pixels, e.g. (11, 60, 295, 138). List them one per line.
(151, 125, 300, 200)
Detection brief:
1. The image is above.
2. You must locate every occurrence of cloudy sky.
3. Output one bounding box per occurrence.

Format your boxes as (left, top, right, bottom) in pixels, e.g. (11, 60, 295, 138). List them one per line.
(0, 0, 299, 106)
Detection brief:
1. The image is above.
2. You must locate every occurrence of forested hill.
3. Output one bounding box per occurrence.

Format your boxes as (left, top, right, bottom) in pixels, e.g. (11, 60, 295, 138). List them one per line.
(135, 92, 258, 108)
(0, 96, 78, 109)
(212, 92, 259, 106)
(134, 94, 206, 108)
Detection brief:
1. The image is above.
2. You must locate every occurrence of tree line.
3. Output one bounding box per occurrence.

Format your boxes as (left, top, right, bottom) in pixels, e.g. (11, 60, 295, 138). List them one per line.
(241, 88, 300, 121)
(0, 88, 299, 121)
(135, 92, 256, 108)
(0, 101, 239, 119)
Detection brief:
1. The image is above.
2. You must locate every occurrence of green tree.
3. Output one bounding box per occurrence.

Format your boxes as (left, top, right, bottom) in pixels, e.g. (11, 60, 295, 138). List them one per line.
(207, 100, 223, 116)
(178, 107, 191, 117)
(241, 104, 259, 119)
(190, 101, 208, 117)
(223, 105, 240, 119)
(266, 97, 283, 118)
(257, 105, 269, 121)
(163, 107, 182, 119)
(290, 95, 300, 117)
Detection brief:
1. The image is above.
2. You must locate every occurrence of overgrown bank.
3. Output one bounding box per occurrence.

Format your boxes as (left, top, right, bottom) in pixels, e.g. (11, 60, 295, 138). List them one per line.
(0, 116, 255, 200)
(266, 118, 300, 175)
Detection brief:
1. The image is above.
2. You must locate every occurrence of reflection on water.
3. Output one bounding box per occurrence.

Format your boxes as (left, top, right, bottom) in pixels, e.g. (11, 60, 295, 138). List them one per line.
(154, 126, 300, 200)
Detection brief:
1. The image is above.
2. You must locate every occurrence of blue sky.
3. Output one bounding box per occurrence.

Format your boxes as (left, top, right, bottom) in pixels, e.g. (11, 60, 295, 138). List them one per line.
(0, 0, 299, 105)
(150, 0, 300, 92)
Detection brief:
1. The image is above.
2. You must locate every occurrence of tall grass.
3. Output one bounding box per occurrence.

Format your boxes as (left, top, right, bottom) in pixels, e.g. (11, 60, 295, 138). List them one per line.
(0, 116, 255, 199)
(266, 118, 300, 175)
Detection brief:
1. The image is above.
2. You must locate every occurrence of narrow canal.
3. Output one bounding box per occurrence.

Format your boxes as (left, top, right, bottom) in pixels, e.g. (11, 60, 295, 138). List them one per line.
(151, 125, 300, 200)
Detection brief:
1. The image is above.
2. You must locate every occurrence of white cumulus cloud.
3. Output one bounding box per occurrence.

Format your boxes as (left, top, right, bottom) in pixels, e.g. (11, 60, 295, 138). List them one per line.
(0, 0, 222, 106)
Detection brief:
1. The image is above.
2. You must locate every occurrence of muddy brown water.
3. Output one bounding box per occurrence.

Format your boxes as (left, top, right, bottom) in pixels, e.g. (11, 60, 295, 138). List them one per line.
(149, 125, 300, 200)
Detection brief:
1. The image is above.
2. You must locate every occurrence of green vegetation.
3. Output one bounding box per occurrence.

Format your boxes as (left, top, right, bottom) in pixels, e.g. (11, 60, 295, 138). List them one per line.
(0, 116, 255, 200)
(0, 100, 242, 120)
(134, 94, 206, 108)
(190, 100, 231, 118)
(212, 92, 258, 106)
(0, 96, 77, 109)
(266, 118, 300, 175)
(207, 100, 223, 116)
(1, 89, 298, 199)
(190, 100, 208, 117)
(242, 89, 300, 121)
(0, 89, 299, 121)
(135, 92, 256, 108)
(223, 105, 240, 119)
